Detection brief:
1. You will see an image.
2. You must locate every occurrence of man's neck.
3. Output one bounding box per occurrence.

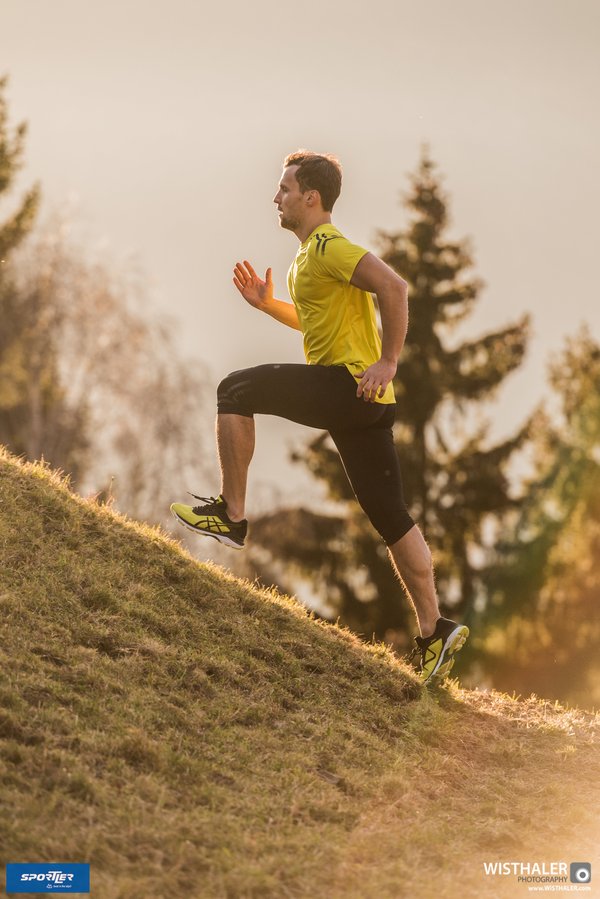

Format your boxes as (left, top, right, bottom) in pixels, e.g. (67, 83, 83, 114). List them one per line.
(295, 214, 332, 244)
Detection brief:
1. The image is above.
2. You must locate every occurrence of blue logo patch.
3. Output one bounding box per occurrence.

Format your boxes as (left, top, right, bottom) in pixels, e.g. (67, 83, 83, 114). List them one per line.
(5, 864, 90, 893)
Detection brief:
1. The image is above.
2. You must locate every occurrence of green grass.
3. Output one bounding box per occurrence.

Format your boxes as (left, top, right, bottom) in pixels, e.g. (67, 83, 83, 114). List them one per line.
(1, 446, 599, 898)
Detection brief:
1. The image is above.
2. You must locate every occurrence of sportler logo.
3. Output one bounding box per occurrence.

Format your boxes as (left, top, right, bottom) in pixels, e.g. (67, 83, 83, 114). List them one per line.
(5, 863, 90, 893)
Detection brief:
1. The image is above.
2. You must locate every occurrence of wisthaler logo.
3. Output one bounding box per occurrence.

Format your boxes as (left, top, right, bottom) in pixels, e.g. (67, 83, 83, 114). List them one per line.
(571, 863, 592, 884)
(484, 861, 568, 877)
(5, 863, 90, 893)
(483, 860, 592, 886)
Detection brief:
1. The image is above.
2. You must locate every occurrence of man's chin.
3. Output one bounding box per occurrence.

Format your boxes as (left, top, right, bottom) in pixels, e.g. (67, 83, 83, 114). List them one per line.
(279, 216, 298, 231)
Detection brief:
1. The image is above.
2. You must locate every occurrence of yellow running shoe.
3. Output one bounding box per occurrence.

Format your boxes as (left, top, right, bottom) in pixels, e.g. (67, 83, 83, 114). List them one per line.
(407, 617, 469, 685)
(170, 493, 247, 550)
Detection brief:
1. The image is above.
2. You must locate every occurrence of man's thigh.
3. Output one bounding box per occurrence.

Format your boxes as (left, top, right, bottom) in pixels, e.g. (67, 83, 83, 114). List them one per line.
(217, 363, 386, 431)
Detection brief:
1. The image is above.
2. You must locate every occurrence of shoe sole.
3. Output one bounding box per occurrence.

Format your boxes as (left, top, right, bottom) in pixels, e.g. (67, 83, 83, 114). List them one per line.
(170, 509, 245, 550)
(423, 625, 469, 685)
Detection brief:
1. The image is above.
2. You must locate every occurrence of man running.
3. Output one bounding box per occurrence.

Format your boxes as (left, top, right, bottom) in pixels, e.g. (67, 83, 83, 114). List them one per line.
(171, 150, 469, 684)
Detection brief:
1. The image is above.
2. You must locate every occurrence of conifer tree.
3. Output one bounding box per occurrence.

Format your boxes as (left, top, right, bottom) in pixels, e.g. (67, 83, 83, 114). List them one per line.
(0, 75, 86, 476)
(0, 75, 39, 261)
(248, 149, 531, 649)
(474, 327, 600, 708)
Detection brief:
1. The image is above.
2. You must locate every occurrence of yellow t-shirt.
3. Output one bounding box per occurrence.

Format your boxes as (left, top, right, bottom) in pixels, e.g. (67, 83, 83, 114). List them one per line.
(287, 223, 395, 404)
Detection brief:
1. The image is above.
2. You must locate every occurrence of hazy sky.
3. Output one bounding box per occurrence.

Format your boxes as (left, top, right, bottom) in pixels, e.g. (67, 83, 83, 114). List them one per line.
(2, 0, 599, 511)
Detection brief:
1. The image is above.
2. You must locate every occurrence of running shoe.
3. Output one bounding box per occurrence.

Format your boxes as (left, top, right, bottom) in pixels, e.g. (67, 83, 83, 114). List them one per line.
(407, 616, 469, 685)
(170, 493, 247, 549)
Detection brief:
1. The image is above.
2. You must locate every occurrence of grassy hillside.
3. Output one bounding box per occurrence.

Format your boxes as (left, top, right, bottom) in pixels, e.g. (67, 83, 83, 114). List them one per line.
(1, 447, 599, 899)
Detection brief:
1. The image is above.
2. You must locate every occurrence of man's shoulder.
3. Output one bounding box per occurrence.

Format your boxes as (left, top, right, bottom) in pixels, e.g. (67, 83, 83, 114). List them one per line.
(311, 229, 344, 258)
(305, 224, 352, 259)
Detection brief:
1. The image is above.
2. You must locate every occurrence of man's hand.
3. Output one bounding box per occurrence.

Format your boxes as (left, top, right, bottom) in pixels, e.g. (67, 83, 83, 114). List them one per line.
(355, 358, 397, 402)
(233, 260, 273, 311)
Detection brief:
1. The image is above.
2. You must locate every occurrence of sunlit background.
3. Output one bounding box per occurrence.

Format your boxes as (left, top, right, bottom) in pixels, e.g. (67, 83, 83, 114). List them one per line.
(1, 0, 599, 708)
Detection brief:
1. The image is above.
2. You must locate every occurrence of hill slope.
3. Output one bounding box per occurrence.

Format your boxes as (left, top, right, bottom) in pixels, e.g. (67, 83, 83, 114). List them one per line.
(1, 447, 599, 899)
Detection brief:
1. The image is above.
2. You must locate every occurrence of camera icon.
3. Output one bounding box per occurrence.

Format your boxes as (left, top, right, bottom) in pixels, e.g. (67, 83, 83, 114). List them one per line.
(570, 863, 592, 883)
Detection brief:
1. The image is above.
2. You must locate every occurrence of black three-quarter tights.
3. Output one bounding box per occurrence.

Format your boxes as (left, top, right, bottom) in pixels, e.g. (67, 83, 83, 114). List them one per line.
(216, 363, 415, 546)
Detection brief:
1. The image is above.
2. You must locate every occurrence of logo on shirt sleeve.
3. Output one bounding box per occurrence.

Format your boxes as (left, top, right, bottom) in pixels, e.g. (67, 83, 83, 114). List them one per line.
(314, 234, 340, 255)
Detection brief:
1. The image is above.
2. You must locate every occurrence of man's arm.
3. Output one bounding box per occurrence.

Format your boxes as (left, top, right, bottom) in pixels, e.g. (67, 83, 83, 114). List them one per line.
(262, 296, 302, 331)
(350, 252, 409, 402)
(233, 260, 302, 331)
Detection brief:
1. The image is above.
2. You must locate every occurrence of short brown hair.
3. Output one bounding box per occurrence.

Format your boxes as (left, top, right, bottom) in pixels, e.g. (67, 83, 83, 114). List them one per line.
(283, 149, 342, 212)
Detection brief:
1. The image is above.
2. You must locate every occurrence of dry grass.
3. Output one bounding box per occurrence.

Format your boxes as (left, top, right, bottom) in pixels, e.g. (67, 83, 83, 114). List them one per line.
(1, 447, 598, 898)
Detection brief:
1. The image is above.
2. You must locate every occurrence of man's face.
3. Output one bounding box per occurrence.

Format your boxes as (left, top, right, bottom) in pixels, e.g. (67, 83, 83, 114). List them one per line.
(273, 165, 306, 231)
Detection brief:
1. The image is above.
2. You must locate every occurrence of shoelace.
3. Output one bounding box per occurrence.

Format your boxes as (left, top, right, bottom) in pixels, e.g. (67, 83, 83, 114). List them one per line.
(188, 493, 222, 515)
(406, 644, 422, 666)
(406, 636, 436, 669)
